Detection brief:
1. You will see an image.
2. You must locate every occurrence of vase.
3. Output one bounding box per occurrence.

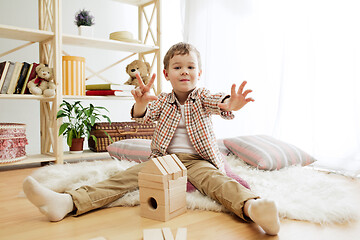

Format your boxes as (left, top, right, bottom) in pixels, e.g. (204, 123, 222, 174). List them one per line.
(69, 138, 84, 153)
(78, 26, 94, 37)
(62, 56, 86, 96)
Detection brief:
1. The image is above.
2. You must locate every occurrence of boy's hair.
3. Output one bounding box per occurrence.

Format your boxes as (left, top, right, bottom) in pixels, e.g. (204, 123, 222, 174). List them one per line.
(163, 42, 202, 70)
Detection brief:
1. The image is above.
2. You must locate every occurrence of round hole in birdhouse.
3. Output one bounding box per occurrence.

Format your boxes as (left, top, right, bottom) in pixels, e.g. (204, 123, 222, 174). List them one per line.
(148, 197, 158, 210)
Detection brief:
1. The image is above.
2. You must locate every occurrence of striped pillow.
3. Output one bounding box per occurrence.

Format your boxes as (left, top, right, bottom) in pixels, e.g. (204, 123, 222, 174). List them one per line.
(223, 135, 316, 170)
(107, 139, 231, 163)
(107, 139, 152, 163)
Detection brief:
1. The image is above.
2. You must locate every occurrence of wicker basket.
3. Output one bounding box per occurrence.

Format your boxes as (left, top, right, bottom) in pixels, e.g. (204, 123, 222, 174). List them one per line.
(0, 123, 28, 164)
(88, 121, 156, 152)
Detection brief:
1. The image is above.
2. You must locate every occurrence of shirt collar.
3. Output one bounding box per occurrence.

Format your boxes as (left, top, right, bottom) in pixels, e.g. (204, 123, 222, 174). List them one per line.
(167, 88, 199, 104)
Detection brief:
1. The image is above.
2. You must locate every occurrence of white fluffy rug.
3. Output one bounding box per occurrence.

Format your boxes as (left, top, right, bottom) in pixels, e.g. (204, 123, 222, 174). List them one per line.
(28, 155, 360, 224)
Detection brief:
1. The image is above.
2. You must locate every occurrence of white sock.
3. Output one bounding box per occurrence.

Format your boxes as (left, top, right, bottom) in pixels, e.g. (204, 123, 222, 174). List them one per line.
(23, 176, 74, 222)
(246, 199, 280, 235)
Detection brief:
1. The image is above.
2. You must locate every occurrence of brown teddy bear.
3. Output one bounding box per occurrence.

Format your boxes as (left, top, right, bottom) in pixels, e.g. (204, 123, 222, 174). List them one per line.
(124, 60, 151, 87)
(27, 64, 56, 97)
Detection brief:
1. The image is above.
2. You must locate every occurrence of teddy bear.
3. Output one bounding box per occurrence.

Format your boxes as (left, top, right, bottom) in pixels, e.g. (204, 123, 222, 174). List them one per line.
(124, 60, 151, 87)
(27, 64, 56, 97)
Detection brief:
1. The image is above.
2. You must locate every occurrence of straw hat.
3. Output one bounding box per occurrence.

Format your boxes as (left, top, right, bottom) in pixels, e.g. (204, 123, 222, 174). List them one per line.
(109, 31, 140, 43)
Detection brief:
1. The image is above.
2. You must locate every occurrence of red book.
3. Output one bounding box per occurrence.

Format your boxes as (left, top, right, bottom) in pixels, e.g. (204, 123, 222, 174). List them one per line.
(85, 89, 132, 97)
(23, 63, 39, 94)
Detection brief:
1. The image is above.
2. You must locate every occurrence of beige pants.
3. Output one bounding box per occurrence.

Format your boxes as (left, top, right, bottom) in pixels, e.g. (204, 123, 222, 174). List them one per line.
(67, 154, 259, 221)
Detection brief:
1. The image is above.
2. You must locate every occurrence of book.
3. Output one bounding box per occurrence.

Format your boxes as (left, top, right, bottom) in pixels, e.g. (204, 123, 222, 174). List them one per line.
(14, 62, 30, 94)
(21, 63, 38, 94)
(85, 89, 133, 97)
(85, 83, 135, 91)
(7, 62, 24, 94)
(0, 61, 10, 91)
(0, 61, 15, 94)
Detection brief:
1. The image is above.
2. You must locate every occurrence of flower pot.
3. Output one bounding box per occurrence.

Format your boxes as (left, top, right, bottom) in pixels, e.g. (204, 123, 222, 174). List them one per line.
(69, 138, 84, 153)
(78, 26, 93, 37)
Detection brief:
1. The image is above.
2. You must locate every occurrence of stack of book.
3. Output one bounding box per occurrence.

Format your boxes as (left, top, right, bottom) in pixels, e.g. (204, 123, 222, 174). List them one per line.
(0, 61, 39, 95)
(85, 83, 135, 97)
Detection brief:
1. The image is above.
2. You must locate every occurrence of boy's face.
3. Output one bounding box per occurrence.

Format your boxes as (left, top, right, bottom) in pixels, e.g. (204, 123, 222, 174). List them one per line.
(163, 52, 202, 96)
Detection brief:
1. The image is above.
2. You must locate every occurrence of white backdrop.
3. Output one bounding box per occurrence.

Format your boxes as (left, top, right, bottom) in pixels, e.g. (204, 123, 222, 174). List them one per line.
(181, 0, 360, 175)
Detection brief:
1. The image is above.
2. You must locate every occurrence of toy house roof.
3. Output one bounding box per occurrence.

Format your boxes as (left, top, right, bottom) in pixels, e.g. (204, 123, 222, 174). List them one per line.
(140, 154, 186, 178)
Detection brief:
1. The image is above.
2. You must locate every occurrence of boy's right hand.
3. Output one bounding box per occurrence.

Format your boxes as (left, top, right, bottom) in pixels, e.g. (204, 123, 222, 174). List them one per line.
(131, 73, 158, 105)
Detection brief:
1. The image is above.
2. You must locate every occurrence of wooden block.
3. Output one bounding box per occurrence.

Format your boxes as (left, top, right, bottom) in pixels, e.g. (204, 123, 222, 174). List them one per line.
(139, 186, 186, 215)
(169, 206, 187, 220)
(138, 172, 168, 183)
(141, 201, 186, 221)
(169, 185, 186, 213)
(175, 228, 187, 240)
(169, 184, 186, 196)
(169, 176, 187, 189)
(156, 156, 176, 176)
(141, 158, 168, 175)
(143, 228, 164, 240)
(170, 154, 187, 177)
(169, 192, 186, 213)
(162, 228, 174, 240)
(139, 187, 168, 205)
(162, 155, 182, 179)
(140, 202, 170, 221)
(139, 178, 168, 190)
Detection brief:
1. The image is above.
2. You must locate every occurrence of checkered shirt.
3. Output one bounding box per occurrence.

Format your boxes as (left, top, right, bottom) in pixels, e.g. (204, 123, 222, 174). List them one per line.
(131, 87, 234, 173)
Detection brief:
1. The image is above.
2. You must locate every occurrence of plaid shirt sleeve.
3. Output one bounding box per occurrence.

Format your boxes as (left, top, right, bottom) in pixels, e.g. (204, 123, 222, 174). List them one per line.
(199, 88, 235, 119)
(131, 93, 168, 123)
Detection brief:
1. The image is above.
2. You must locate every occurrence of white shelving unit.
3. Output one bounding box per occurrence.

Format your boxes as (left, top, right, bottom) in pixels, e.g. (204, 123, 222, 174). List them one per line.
(0, 0, 161, 167)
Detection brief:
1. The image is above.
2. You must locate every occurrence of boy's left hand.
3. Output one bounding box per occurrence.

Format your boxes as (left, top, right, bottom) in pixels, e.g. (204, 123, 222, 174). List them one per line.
(218, 81, 254, 111)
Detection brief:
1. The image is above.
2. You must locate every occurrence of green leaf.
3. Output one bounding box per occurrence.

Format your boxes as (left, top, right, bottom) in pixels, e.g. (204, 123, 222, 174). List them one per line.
(64, 100, 72, 110)
(56, 110, 67, 119)
(102, 115, 112, 124)
(95, 106, 109, 112)
(103, 131, 114, 143)
(90, 134, 97, 146)
(67, 130, 74, 147)
(58, 123, 70, 136)
(90, 115, 96, 125)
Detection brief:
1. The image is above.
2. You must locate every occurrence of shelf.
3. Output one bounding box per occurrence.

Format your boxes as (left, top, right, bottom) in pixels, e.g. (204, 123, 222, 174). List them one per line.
(63, 95, 134, 100)
(0, 24, 54, 42)
(63, 34, 158, 53)
(0, 94, 55, 100)
(0, 94, 134, 101)
(0, 154, 56, 166)
(0, 25, 158, 53)
(63, 150, 111, 161)
(0, 151, 111, 168)
(113, 0, 156, 6)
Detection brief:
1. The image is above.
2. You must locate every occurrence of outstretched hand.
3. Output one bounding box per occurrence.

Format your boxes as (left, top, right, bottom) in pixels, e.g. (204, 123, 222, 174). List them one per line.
(131, 73, 158, 104)
(218, 81, 254, 111)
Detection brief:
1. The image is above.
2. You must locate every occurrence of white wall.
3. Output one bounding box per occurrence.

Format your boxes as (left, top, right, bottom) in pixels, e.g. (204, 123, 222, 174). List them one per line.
(0, 0, 182, 154)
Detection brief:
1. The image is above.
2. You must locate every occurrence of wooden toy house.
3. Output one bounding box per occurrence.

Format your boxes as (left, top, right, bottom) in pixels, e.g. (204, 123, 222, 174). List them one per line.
(139, 154, 187, 221)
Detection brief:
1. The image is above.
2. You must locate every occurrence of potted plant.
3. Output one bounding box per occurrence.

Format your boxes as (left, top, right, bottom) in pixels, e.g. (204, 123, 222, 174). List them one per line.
(74, 9, 95, 37)
(56, 100, 111, 153)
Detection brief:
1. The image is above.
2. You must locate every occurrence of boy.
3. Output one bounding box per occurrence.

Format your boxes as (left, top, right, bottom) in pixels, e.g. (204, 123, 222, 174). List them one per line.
(23, 42, 280, 235)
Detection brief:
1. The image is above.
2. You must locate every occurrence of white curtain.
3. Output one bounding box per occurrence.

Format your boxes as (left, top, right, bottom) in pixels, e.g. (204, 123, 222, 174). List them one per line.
(181, 0, 360, 176)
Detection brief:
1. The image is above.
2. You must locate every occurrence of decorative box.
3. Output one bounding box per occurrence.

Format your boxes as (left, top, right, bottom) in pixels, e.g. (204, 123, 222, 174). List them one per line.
(0, 123, 28, 164)
(88, 121, 156, 152)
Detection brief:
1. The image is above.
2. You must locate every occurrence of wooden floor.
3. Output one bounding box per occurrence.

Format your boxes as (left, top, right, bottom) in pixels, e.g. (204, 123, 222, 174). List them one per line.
(1, 164, 360, 240)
